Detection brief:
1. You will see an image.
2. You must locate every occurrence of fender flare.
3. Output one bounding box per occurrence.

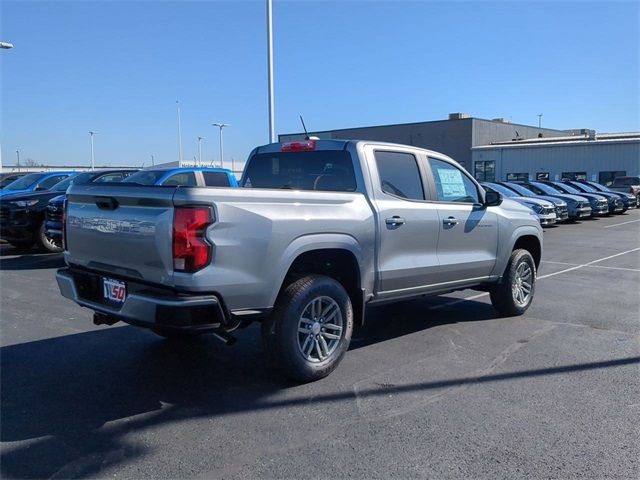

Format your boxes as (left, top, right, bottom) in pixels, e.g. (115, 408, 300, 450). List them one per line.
(490, 225, 543, 278)
(267, 233, 365, 307)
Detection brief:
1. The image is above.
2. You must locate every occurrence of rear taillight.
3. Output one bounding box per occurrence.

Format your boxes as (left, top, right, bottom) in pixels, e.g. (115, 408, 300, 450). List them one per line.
(281, 140, 316, 152)
(62, 198, 68, 251)
(172, 206, 213, 272)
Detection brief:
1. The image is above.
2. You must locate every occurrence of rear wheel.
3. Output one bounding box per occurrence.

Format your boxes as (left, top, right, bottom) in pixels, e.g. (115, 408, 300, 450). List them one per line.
(262, 275, 353, 383)
(36, 221, 62, 253)
(490, 249, 536, 316)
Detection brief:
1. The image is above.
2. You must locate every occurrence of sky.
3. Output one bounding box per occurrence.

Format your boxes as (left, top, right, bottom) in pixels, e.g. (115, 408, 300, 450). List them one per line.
(1, 0, 638, 170)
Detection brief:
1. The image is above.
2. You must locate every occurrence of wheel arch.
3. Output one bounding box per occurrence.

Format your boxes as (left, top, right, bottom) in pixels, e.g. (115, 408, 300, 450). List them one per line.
(271, 235, 366, 325)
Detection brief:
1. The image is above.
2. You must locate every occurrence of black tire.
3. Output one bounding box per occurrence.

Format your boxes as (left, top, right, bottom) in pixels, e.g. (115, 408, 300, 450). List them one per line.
(490, 249, 536, 317)
(36, 221, 62, 253)
(9, 240, 35, 251)
(261, 275, 353, 383)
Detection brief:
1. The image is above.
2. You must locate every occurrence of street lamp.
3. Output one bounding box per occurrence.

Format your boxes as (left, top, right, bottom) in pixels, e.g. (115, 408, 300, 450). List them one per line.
(213, 123, 229, 169)
(197, 136, 205, 167)
(266, 0, 275, 142)
(89, 131, 98, 170)
(0, 41, 13, 169)
(538, 114, 543, 129)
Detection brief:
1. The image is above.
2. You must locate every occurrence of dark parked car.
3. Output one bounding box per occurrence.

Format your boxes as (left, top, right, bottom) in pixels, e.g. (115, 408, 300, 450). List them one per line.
(516, 181, 592, 220)
(563, 181, 625, 214)
(539, 181, 609, 216)
(0, 172, 28, 189)
(0, 171, 74, 197)
(497, 182, 569, 221)
(44, 169, 138, 250)
(1, 169, 136, 252)
(577, 180, 638, 211)
(481, 182, 557, 226)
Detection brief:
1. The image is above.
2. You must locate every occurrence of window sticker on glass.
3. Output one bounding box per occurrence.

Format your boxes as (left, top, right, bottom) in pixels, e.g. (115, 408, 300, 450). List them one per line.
(438, 169, 466, 198)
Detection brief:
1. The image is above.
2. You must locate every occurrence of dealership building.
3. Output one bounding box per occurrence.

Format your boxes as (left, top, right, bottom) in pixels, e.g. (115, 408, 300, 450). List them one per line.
(471, 132, 639, 185)
(280, 113, 639, 185)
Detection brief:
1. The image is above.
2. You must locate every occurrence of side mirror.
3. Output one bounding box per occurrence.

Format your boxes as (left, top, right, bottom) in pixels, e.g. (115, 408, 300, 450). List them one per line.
(484, 190, 502, 207)
(34, 186, 46, 191)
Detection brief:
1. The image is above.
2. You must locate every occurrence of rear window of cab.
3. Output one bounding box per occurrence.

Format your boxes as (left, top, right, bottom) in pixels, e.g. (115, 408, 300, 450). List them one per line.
(242, 151, 357, 192)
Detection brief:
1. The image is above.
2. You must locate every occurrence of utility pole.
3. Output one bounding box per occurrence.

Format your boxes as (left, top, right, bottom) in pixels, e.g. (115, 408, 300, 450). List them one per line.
(266, 0, 275, 143)
(176, 100, 183, 167)
(89, 131, 97, 170)
(213, 123, 229, 168)
(197, 136, 204, 167)
(16, 149, 20, 171)
(538, 114, 543, 129)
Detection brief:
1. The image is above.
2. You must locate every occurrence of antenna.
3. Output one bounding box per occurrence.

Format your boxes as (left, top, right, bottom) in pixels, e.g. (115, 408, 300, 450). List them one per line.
(300, 115, 310, 140)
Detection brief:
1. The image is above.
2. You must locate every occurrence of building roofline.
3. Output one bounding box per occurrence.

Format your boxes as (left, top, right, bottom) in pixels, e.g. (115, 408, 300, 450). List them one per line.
(279, 116, 568, 138)
(472, 135, 640, 150)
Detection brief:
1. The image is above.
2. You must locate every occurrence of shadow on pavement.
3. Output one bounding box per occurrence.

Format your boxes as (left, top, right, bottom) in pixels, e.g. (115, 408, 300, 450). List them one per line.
(0, 251, 65, 271)
(1, 298, 638, 478)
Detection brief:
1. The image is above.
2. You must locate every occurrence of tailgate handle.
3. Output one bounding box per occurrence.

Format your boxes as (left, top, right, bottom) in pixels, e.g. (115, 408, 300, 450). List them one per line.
(95, 197, 119, 210)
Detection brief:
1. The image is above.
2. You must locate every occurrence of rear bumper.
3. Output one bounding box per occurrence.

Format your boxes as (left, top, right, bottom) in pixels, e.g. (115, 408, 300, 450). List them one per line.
(57, 267, 229, 332)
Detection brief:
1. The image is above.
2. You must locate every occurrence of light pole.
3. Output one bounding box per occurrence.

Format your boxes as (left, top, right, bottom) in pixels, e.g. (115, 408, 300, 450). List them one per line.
(176, 100, 183, 167)
(213, 123, 229, 168)
(538, 114, 543, 129)
(151, 154, 155, 167)
(0, 41, 13, 169)
(89, 131, 97, 170)
(266, 0, 275, 143)
(16, 150, 20, 171)
(197, 136, 205, 167)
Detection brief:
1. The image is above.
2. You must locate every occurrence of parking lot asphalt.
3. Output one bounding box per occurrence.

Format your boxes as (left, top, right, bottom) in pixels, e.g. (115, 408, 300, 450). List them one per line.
(1, 211, 639, 479)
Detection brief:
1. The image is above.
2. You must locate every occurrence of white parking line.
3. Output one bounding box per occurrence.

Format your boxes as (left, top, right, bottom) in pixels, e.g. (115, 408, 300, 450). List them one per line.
(604, 218, 640, 228)
(538, 247, 640, 279)
(429, 247, 640, 310)
(542, 260, 640, 273)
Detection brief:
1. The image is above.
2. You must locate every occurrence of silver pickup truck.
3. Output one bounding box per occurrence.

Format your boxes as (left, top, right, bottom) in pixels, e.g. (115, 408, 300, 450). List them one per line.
(57, 140, 543, 382)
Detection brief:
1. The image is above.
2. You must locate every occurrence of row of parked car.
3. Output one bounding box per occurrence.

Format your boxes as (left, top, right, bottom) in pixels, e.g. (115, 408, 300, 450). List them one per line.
(480, 179, 639, 227)
(1, 167, 638, 253)
(0, 167, 238, 252)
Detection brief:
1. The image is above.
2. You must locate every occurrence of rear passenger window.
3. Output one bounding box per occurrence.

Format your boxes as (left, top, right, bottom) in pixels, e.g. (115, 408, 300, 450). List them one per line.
(203, 171, 231, 187)
(95, 173, 124, 183)
(162, 172, 197, 186)
(429, 158, 479, 203)
(39, 175, 68, 190)
(375, 151, 424, 200)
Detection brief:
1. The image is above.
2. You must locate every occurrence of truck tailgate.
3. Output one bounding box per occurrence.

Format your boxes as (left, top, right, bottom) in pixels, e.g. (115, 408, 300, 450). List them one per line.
(65, 184, 177, 286)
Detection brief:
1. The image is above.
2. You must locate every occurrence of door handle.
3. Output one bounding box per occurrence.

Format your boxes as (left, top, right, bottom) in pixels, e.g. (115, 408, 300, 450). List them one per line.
(385, 216, 406, 226)
(443, 216, 459, 226)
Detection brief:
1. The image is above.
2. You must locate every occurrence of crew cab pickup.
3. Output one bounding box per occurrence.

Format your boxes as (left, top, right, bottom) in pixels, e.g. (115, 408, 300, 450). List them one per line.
(608, 176, 640, 205)
(57, 140, 543, 382)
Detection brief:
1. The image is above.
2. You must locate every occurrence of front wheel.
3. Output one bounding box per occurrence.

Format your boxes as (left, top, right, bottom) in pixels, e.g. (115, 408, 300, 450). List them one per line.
(490, 249, 536, 316)
(262, 275, 353, 383)
(36, 221, 62, 253)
